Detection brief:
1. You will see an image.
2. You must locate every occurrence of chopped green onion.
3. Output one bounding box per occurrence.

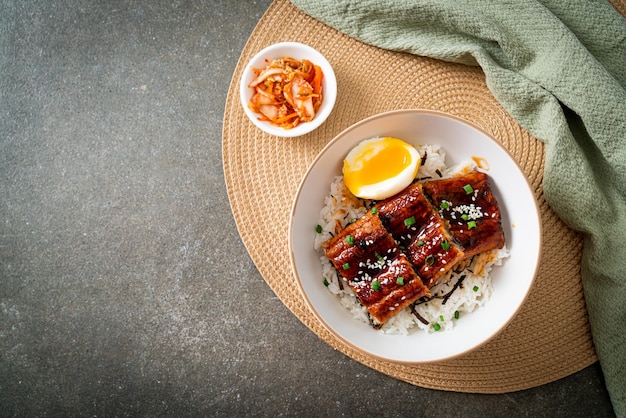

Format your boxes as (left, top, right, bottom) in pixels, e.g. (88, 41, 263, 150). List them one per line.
(425, 254, 435, 266)
(454, 310, 460, 319)
(439, 315, 445, 322)
(468, 220, 477, 229)
(404, 216, 416, 227)
(342, 263, 350, 270)
(440, 200, 450, 209)
(417, 240, 425, 247)
(371, 280, 381, 291)
(346, 235, 355, 245)
(461, 214, 469, 221)
(323, 278, 330, 287)
(371, 207, 378, 214)
(375, 252, 384, 262)
(463, 184, 473, 194)
(473, 285, 479, 292)
(433, 323, 441, 331)
(441, 239, 450, 250)
(396, 277, 405, 285)
(315, 224, 323, 233)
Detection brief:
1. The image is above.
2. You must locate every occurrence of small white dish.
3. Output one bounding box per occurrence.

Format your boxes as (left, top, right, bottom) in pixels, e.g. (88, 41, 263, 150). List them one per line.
(289, 109, 542, 364)
(239, 42, 337, 138)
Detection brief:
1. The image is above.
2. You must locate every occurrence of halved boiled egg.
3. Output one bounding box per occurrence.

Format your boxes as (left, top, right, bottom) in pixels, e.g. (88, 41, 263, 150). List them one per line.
(343, 136, 420, 200)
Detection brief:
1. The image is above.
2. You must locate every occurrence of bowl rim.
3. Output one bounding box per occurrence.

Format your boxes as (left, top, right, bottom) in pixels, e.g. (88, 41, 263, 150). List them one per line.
(239, 41, 337, 138)
(288, 108, 542, 364)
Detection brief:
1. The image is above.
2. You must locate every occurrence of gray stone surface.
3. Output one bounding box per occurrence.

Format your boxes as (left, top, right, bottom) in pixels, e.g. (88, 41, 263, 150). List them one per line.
(0, 1, 615, 416)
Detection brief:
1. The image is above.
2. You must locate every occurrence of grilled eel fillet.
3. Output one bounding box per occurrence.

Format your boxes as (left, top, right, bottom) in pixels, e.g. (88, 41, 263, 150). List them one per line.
(323, 170, 505, 327)
(323, 212, 430, 326)
(376, 182, 465, 288)
(422, 170, 505, 260)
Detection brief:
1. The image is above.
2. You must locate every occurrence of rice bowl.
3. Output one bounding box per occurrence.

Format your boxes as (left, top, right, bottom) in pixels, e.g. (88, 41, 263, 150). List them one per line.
(289, 110, 541, 363)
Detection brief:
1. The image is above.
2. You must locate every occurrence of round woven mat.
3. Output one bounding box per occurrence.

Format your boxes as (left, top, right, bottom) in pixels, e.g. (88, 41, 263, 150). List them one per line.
(223, 0, 596, 393)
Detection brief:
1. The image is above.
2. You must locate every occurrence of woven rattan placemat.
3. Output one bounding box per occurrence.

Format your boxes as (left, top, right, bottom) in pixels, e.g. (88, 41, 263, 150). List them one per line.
(222, 0, 598, 393)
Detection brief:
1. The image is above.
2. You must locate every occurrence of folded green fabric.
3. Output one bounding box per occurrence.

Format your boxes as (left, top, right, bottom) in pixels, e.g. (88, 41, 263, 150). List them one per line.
(291, 0, 626, 415)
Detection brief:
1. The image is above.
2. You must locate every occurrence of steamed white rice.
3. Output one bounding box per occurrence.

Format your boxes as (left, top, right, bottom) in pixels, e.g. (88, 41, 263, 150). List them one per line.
(314, 143, 509, 335)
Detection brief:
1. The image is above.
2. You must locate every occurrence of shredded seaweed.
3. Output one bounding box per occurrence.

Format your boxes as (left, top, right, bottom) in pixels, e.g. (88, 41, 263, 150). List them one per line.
(413, 274, 467, 308)
(410, 303, 430, 325)
(442, 275, 466, 305)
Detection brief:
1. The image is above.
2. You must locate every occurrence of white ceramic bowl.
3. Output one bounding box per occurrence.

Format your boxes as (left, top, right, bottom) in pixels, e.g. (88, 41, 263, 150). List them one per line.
(239, 42, 337, 138)
(289, 109, 542, 364)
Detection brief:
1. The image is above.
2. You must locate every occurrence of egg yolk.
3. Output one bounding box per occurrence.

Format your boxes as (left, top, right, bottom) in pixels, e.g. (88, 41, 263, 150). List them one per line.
(343, 137, 419, 200)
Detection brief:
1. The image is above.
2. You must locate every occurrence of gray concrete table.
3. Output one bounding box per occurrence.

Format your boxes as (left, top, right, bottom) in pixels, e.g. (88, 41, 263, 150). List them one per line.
(0, 1, 615, 416)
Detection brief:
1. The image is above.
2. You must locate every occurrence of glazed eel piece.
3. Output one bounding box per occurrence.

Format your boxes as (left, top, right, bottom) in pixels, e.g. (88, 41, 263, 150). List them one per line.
(323, 212, 430, 327)
(422, 170, 505, 260)
(375, 182, 466, 288)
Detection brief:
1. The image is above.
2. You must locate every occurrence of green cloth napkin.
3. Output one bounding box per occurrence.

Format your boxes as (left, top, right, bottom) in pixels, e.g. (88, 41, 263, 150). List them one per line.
(291, 0, 626, 415)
